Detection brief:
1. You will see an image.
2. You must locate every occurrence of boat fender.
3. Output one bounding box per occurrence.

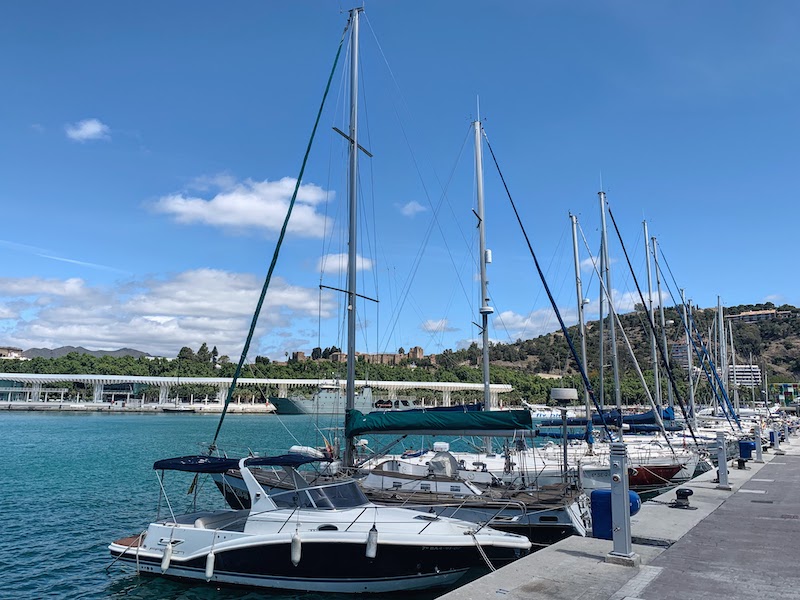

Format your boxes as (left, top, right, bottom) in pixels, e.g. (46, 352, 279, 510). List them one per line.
(205, 551, 215, 581)
(366, 525, 378, 559)
(160, 542, 173, 573)
(289, 445, 326, 459)
(291, 533, 302, 566)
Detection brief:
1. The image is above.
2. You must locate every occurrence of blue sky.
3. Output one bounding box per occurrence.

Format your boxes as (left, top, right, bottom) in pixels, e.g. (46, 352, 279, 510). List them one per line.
(0, 2, 798, 360)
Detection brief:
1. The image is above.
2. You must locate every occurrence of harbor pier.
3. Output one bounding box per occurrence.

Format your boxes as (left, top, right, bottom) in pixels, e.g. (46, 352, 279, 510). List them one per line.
(440, 433, 800, 600)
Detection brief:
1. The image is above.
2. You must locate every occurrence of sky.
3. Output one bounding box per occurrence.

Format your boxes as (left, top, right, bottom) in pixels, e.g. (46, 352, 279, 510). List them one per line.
(0, 1, 798, 360)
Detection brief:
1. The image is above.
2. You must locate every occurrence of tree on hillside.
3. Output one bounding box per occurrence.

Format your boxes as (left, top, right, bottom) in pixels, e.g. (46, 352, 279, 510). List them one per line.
(197, 343, 211, 363)
(177, 346, 195, 361)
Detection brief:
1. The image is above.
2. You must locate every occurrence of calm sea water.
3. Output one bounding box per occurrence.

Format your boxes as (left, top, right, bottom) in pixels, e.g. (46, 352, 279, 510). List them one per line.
(0, 413, 485, 600)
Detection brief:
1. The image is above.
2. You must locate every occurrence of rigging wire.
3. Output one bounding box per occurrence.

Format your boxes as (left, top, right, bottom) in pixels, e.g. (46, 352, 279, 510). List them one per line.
(604, 206, 700, 447)
(377, 125, 474, 352)
(655, 246, 741, 431)
(575, 224, 677, 455)
(209, 19, 349, 450)
(481, 130, 611, 438)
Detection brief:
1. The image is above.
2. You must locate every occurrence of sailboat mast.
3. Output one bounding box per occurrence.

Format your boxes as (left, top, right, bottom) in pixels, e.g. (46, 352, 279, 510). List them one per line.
(681, 290, 695, 427)
(643, 221, 662, 410)
(344, 8, 361, 469)
(729, 319, 739, 414)
(599, 191, 622, 410)
(598, 236, 605, 412)
(652, 236, 673, 408)
(570, 213, 591, 417)
(717, 296, 727, 402)
(474, 119, 493, 409)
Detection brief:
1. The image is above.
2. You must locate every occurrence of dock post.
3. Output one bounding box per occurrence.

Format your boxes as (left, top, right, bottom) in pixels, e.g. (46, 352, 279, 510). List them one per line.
(606, 442, 640, 567)
(784, 422, 791, 444)
(754, 424, 764, 463)
(774, 424, 786, 456)
(716, 432, 732, 490)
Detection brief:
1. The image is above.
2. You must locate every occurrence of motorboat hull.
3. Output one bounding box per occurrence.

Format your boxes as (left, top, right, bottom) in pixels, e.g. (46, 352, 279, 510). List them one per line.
(110, 520, 525, 593)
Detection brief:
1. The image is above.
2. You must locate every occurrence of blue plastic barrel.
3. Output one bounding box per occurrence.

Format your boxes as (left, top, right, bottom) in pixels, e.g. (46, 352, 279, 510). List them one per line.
(590, 489, 642, 540)
(738, 440, 755, 460)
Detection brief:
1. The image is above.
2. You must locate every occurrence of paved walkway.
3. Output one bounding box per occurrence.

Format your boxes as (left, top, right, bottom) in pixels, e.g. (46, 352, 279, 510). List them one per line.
(439, 436, 800, 600)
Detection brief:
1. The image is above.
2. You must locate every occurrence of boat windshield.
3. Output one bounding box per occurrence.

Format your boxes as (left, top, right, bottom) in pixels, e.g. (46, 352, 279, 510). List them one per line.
(271, 480, 369, 510)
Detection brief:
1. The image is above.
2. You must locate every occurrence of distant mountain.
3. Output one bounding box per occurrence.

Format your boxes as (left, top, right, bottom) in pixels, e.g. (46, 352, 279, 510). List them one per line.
(22, 346, 151, 359)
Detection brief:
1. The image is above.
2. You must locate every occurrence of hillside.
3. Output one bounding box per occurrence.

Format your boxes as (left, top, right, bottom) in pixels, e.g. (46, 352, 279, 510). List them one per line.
(1, 302, 797, 406)
(22, 346, 151, 359)
(469, 302, 800, 382)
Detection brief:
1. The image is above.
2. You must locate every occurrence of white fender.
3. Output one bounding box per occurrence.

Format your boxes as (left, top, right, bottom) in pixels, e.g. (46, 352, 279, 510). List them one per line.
(160, 543, 173, 572)
(291, 533, 302, 566)
(289, 445, 325, 459)
(205, 551, 215, 581)
(366, 525, 378, 559)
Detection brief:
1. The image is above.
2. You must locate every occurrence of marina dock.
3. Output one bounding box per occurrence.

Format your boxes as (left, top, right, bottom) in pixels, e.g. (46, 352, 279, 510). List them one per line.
(440, 435, 800, 600)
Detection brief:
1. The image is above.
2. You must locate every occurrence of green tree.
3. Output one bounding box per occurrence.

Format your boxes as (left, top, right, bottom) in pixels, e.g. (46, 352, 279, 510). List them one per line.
(197, 343, 211, 363)
(177, 346, 195, 361)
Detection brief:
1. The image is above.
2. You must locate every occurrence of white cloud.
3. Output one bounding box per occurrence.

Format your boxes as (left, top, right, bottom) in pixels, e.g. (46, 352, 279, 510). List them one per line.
(420, 318, 458, 333)
(0, 277, 87, 297)
(580, 256, 600, 272)
(399, 201, 427, 217)
(65, 118, 111, 142)
(153, 177, 332, 237)
(494, 308, 565, 340)
(317, 253, 373, 275)
(0, 269, 335, 357)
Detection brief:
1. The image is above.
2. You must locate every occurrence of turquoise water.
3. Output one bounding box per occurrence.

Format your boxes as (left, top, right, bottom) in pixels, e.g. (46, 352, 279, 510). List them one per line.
(0, 413, 482, 600)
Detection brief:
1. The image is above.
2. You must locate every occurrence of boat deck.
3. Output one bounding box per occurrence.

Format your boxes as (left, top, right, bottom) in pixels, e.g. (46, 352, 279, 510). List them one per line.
(440, 434, 800, 600)
(112, 535, 143, 548)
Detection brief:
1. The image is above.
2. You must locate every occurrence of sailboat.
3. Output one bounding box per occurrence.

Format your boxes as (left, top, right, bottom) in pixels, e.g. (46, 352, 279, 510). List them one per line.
(108, 10, 530, 593)
(348, 120, 592, 542)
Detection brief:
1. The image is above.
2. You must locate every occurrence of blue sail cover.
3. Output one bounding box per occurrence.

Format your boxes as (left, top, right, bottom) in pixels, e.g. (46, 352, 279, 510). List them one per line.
(540, 407, 677, 429)
(345, 408, 533, 437)
(153, 454, 323, 473)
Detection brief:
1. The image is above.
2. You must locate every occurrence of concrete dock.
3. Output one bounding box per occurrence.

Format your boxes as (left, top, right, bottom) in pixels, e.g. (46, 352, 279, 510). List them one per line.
(441, 436, 800, 600)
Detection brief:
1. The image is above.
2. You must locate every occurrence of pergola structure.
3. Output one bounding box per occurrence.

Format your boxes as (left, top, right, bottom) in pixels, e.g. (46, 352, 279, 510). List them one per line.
(0, 373, 513, 406)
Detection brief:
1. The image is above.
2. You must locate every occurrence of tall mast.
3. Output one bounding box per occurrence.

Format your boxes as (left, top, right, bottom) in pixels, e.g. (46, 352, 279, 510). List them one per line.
(643, 221, 662, 410)
(729, 319, 739, 414)
(474, 119, 493, 410)
(344, 8, 361, 469)
(717, 296, 727, 398)
(598, 236, 605, 412)
(652, 236, 673, 408)
(570, 213, 590, 417)
(681, 290, 695, 427)
(599, 191, 622, 410)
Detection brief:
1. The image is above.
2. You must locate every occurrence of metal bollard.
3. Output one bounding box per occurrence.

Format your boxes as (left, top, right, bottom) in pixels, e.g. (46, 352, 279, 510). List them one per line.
(754, 424, 764, 463)
(784, 422, 791, 444)
(716, 431, 732, 490)
(774, 424, 786, 456)
(606, 442, 639, 566)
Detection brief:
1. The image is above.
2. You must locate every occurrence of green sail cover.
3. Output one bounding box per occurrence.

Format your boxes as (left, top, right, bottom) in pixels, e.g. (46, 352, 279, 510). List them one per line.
(345, 408, 533, 437)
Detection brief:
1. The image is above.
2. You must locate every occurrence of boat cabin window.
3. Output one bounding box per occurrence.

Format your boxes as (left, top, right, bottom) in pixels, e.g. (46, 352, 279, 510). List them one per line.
(307, 480, 369, 509)
(270, 489, 316, 509)
(270, 480, 368, 509)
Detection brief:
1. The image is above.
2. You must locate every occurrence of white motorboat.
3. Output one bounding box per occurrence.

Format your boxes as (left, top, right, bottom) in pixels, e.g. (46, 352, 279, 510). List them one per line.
(110, 454, 530, 593)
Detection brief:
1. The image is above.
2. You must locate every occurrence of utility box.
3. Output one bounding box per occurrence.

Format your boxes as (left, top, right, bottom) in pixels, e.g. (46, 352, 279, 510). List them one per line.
(590, 489, 641, 540)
